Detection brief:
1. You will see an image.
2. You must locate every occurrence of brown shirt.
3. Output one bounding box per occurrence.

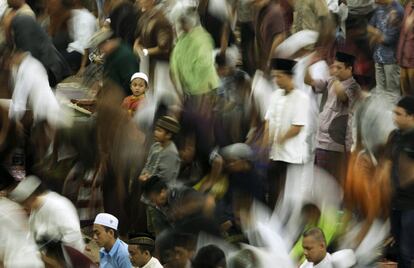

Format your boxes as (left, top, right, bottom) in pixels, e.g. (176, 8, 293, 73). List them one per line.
(136, 7, 174, 62)
(254, 2, 286, 71)
(397, 2, 414, 68)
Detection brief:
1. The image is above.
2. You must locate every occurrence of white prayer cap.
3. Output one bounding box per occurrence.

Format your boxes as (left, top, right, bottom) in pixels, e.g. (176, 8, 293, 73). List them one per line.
(130, 72, 149, 84)
(94, 213, 119, 230)
(8, 175, 42, 203)
(274, 30, 319, 58)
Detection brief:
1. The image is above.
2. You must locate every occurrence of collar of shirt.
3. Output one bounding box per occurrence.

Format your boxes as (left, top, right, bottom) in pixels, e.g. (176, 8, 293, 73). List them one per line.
(100, 238, 122, 258)
(339, 76, 355, 88)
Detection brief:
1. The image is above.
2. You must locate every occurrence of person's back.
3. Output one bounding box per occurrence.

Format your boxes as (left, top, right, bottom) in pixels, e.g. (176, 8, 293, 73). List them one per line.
(29, 191, 85, 252)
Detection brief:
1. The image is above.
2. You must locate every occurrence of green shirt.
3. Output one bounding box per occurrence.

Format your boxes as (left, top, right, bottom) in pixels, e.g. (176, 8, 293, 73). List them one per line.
(170, 26, 219, 95)
(104, 42, 140, 96)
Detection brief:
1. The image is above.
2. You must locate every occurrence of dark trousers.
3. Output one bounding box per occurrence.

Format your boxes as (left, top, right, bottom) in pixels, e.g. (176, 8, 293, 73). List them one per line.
(315, 148, 347, 183)
(266, 160, 287, 210)
(391, 208, 414, 268)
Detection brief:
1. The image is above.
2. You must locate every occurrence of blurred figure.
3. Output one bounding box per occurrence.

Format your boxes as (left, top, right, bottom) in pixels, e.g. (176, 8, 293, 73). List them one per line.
(127, 234, 162, 268)
(252, 0, 286, 72)
(308, 52, 361, 182)
(300, 227, 331, 268)
(3, 0, 35, 17)
(90, 28, 140, 97)
(156, 231, 196, 268)
(8, 46, 63, 126)
(0, 167, 44, 268)
(386, 96, 414, 268)
(10, 15, 72, 87)
(8, 175, 85, 252)
(214, 52, 252, 146)
(368, 0, 403, 105)
(170, 4, 219, 160)
(142, 176, 216, 236)
(93, 213, 132, 268)
(397, 0, 414, 96)
(192, 244, 226, 268)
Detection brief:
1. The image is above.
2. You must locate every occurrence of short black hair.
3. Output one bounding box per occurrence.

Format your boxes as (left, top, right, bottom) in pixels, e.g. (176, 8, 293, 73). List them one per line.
(0, 165, 16, 191)
(142, 176, 168, 196)
(104, 226, 119, 239)
(193, 245, 226, 268)
(397, 96, 414, 115)
(303, 227, 326, 244)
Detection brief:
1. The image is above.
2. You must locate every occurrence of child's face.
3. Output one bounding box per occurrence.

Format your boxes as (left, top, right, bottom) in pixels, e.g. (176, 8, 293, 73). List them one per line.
(154, 126, 171, 143)
(131, 78, 147, 96)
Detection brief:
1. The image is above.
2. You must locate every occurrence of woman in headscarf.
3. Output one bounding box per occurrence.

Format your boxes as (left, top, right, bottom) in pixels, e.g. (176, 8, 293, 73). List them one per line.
(10, 15, 71, 87)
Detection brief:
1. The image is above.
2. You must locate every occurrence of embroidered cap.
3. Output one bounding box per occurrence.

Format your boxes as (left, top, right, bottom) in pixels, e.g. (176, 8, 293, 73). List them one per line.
(94, 213, 119, 230)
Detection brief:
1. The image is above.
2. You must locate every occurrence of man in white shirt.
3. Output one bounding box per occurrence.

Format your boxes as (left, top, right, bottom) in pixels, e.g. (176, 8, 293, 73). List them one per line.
(128, 235, 162, 268)
(263, 58, 311, 209)
(8, 175, 85, 253)
(300, 227, 333, 268)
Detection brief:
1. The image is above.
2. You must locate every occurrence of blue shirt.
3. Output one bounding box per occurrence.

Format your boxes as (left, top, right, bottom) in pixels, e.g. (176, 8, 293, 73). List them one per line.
(99, 238, 132, 268)
(369, 0, 404, 64)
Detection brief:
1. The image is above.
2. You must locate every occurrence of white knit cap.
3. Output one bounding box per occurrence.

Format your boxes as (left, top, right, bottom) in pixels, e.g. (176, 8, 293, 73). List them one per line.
(130, 72, 149, 84)
(94, 213, 119, 230)
(8, 175, 42, 203)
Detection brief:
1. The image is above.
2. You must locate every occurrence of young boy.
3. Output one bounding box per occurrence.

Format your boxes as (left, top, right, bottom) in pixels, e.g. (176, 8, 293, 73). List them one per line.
(93, 213, 132, 268)
(139, 116, 181, 184)
(122, 72, 149, 116)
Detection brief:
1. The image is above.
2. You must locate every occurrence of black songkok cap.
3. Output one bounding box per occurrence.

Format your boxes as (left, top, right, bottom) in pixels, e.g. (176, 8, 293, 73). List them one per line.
(397, 96, 414, 115)
(335, 51, 355, 65)
(270, 58, 297, 74)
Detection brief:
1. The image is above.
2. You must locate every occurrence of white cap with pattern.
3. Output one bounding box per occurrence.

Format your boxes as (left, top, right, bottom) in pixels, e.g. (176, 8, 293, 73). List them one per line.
(94, 213, 119, 230)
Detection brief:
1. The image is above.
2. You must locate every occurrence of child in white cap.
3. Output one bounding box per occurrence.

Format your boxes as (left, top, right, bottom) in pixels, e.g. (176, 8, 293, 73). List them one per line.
(93, 213, 132, 268)
(121, 72, 149, 116)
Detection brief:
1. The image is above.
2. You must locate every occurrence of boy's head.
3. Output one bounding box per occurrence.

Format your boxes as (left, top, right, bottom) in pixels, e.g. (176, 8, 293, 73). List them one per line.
(270, 58, 296, 91)
(192, 244, 226, 268)
(128, 234, 155, 267)
(154, 116, 180, 143)
(394, 96, 414, 131)
(334, 52, 355, 81)
(142, 176, 169, 207)
(130, 72, 149, 97)
(221, 143, 254, 173)
(302, 227, 327, 265)
(93, 213, 119, 249)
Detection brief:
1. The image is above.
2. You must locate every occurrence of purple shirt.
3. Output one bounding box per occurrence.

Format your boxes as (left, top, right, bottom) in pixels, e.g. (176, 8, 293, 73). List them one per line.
(314, 77, 361, 152)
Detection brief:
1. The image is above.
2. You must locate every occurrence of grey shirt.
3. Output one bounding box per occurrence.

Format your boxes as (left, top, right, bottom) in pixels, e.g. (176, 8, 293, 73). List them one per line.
(141, 141, 181, 182)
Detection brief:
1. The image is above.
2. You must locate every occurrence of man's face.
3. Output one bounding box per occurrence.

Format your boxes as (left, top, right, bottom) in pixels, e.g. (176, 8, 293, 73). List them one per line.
(272, 70, 292, 91)
(394, 106, 414, 130)
(302, 236, 326, 264)
(128, 245, 147, 267)
(333, 61, 352, 81)
(93, 224, 112, 248)
(149, 189, 168, 207)
(169, 246, 192, 268)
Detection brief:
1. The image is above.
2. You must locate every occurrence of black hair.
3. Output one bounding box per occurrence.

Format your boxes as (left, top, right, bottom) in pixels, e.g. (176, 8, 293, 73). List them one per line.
(193, 245, 226, 268)
(137, 243, 155, 255)
(303, 227, 326, 244)
(104, 226, 119, 239)
(142, 176, 168, 195)
(397, 96, 414, 115)
(215, 53, 226, 67)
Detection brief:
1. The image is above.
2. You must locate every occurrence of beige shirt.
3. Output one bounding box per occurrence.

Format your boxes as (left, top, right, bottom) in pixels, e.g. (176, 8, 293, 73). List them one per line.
(292, 0, 329, 34)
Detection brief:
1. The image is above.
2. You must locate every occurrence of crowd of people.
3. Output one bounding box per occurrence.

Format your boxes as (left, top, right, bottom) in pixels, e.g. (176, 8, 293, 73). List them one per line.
(0, 0, 414, 267)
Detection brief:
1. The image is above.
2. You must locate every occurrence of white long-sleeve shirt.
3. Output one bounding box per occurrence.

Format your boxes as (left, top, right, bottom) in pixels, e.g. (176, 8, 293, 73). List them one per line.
(9, 53, 62, 125)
